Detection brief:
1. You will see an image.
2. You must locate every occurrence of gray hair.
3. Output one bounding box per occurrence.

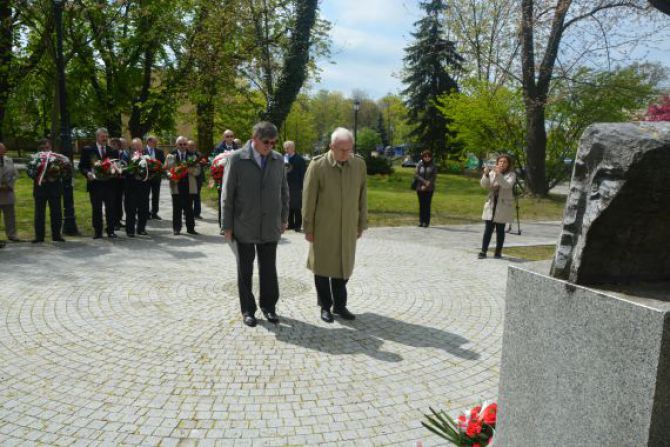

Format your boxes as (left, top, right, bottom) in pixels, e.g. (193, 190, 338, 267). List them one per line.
(283, 140, 295, 150)
(175, 136, 188, 145)
(330, 127, 354, 145)
(95, 127, 109, 137)
(131, 138, 143, 146)
(252, 121, 278, 140)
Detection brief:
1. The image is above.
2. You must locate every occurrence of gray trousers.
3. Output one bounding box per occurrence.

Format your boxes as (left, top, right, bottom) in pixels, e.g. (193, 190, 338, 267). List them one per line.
(0, 204, 17, 239)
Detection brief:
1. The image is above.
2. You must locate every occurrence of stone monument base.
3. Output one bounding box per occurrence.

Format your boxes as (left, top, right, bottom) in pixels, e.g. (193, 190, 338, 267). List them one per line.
(496, 262, 670, 446)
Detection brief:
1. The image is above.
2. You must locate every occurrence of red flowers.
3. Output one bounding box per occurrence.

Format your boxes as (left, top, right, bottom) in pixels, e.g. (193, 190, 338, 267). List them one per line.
(167, 163, 188, 182)
(423, 402, 497, 446)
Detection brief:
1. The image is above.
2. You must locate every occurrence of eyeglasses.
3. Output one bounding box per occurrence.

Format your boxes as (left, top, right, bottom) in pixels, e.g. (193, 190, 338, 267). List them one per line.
(178, 143, 187, 147)
(225, 135, 234, 139)
(262, 139, 277, 146)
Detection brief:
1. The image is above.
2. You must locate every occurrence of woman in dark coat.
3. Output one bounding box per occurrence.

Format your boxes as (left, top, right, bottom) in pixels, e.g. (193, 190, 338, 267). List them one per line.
(414, 150, 437, 227)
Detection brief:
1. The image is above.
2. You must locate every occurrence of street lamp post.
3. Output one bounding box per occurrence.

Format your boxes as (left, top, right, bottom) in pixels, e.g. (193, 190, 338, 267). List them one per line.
(53, 0, 79, 235)
(353, 99, 361, 154)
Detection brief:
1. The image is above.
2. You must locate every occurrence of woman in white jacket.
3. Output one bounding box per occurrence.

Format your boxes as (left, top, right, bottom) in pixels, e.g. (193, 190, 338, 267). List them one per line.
(478, 154, 515, 259)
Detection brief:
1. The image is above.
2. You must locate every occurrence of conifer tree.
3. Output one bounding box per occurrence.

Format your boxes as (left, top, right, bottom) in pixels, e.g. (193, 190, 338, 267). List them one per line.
(402, 0, 462, 158)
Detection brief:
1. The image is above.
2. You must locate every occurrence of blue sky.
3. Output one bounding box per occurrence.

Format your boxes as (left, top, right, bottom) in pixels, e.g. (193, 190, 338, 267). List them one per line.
(313, 2, 670, 100)
(313, 0, 422, 99)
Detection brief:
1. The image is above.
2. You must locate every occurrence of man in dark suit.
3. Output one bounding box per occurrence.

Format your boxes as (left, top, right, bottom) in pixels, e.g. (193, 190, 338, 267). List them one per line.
(79, 127, 119, 239)
(32, 139, 65, 243)
(212, 129, 238, 226)
(187, 140, 205, 219)
(144, 136, 165, 220)
(110, 137, 127, 230)
(283, 140, 306, 232)
(166, 136, 198, 236)
(212, 129, 239, 155)
(222, 121, 289, 327)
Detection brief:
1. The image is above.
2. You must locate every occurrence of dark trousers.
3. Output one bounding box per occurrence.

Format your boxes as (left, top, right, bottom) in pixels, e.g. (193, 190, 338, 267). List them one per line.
(125, 180, 150, 235)
(314, 275, 349, 311)
(34, 190, 62, 241)
(217, 188, 222, 227)
(417, 190, 433, 225)
(114, 179, 125, 226)
(288, 208, 302, 230)
(171, 191, 195, 233)
(481, 220, 506, 254)
(193, 180, 203, 217)
(149, 177, 161, 216)
(236, 241, 279, 315)
(89, 183, 116, 236)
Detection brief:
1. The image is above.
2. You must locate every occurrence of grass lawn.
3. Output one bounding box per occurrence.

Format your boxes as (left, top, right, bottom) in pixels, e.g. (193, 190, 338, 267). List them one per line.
(2, 167, 567, 240)
(504, 245, 556, 261)
(1, 175, 93, 240)
(201, 167, 566, 227)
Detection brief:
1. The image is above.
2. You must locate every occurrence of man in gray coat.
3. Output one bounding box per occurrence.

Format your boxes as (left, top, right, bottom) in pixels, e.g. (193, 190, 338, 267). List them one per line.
(0, 142, 20, 243)
(222, 121, 289, 327)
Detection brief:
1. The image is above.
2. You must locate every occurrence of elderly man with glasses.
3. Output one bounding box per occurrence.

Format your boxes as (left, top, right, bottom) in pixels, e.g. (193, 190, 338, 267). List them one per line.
(221, 121, 289, 327)
(166, 136, 199, 236)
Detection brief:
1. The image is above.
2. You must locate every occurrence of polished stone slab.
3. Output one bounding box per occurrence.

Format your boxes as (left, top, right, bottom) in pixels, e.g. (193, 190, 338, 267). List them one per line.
(497, 262, 670, 446)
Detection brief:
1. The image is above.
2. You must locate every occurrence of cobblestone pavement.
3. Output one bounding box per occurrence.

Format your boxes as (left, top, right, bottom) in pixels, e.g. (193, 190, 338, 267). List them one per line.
(0, 186, 560, 446)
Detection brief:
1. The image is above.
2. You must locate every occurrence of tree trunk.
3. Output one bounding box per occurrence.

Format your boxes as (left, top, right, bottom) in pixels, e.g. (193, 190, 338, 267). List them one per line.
(196, 99, 215, 155)
(0, 0, 13, 141)
(262, 0, 318, 128)
(525, 100, 548, 195)
(128, 48, 155, 138)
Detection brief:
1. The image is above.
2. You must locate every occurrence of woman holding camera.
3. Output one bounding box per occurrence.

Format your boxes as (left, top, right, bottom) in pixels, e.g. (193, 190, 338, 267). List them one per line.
(414, 150, 437, 227)
(478, 154, 515, 259)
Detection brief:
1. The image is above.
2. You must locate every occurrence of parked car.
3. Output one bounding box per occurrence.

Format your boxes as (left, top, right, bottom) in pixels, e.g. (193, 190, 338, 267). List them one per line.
(401, 156, 419, 168)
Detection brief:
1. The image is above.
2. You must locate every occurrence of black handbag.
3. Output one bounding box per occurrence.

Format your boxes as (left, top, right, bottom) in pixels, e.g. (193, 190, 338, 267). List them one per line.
(410, 178, 419, 190)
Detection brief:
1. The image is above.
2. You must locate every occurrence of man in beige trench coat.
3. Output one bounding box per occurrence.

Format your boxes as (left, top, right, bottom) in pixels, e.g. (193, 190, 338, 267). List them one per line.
(302, 127, 368, 323)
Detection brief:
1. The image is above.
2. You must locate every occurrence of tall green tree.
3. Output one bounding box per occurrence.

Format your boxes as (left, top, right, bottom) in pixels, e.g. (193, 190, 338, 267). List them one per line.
(402, 0, 462, 159)
(238, 0, 328, 130)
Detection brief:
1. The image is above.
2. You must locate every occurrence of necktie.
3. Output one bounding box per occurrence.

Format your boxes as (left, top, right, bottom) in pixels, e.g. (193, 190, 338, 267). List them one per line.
(99, 146, 105, 159)
(261, 155, 267, 169)
(0, 156, 4, 166)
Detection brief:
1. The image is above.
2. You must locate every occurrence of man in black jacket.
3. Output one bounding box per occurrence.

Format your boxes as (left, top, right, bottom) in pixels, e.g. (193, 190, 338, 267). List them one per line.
(32, 139, 65, 243)
(79, 127, 119, 239)
(283, 140, 306, 232)
(144, 136, 165, 220)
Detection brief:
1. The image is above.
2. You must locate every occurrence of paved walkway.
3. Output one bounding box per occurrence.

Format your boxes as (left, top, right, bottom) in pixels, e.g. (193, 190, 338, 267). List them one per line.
(0, 187, 561, 446)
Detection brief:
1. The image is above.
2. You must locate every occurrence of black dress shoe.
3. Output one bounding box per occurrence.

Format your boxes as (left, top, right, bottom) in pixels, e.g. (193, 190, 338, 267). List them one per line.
(114, 225, 121, 231)
(494, 252, 502, 259)
(262, 309, 279, 324)
(127, 233, 135, 238)
(186, 230, 199, 235)
(321, 308, 334, 323)
(173, 231, 181, 235)
(194, 215, 203, 220)
(333, 307, 356, 320)
(107, 233, 118, 239)
(93, 234, 103, 239)
(477, 252, 487, 259)
(137, 231, 148, 236)
(152, 214, 162, 220)
(52, 237, 66, 242)
(8, 237, 22, 242)
(243, 314, 257, 327)
(31, 239, 44, 244)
